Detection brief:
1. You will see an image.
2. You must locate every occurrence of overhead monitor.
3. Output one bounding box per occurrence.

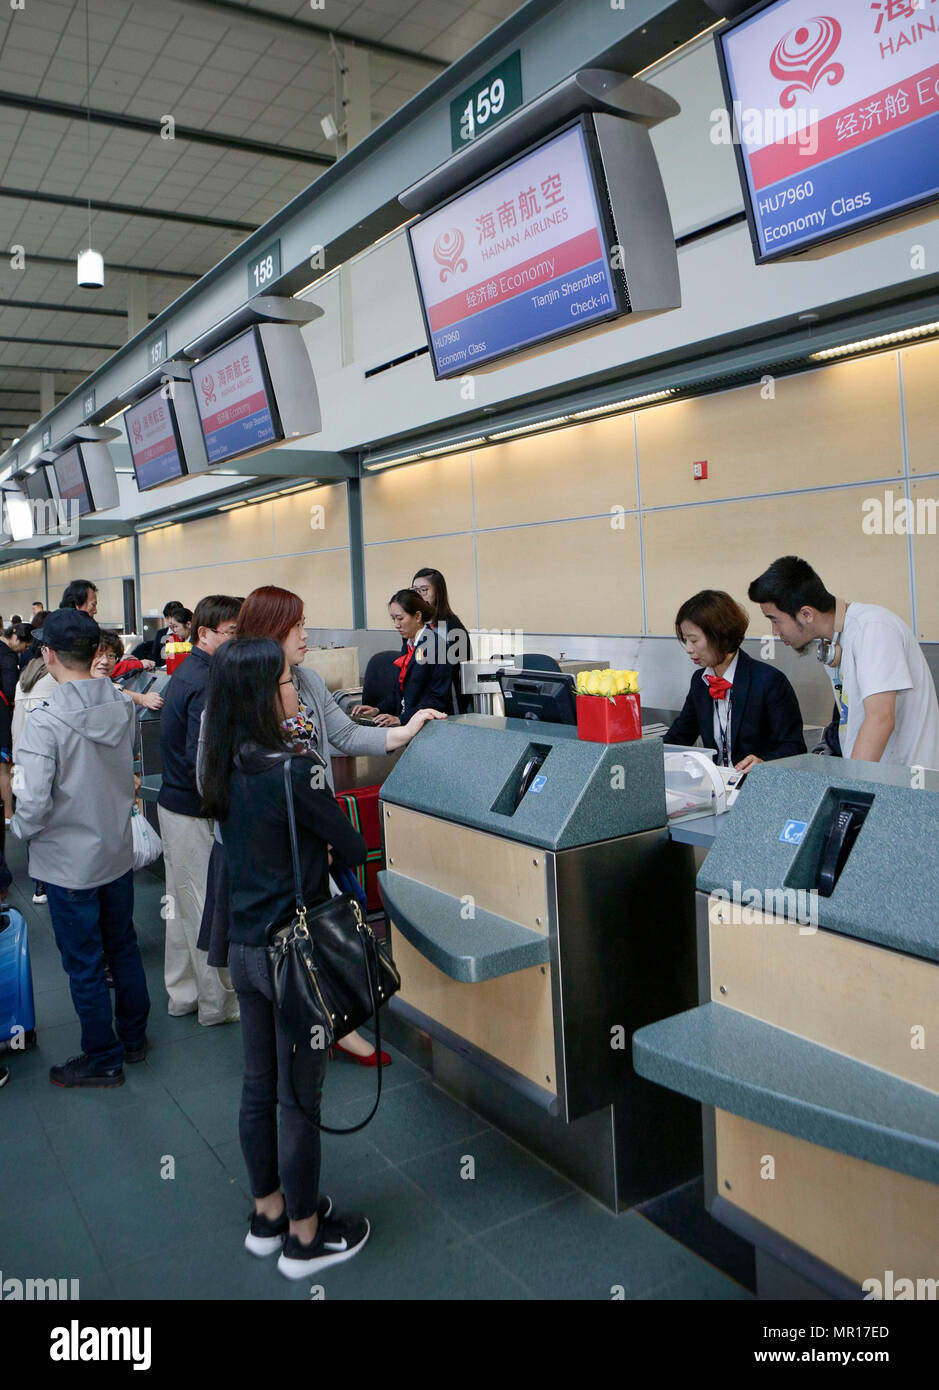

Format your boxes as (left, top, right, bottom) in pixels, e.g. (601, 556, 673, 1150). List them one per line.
(716, 0, 939, 261)
(408, 119, 633, 378)
(53, 445, 94, 517)
(124, 389, 188, 491)
(189, 322, 321, 466)
(23, 467, 52, 503)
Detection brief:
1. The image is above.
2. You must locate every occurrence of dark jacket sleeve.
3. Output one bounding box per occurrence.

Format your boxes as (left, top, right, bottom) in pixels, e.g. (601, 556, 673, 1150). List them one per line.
(0, 649, 18, 706)
(761, 669, 807, 760)
(182, 685, 204, 790)
(666, 684, 702, 746)
(291, 765, 368, 868)
(0, 846, 12, 893)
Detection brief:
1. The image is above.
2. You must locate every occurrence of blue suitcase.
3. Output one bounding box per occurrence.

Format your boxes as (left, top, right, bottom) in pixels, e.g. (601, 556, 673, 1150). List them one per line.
(0, 906, 37, 1051)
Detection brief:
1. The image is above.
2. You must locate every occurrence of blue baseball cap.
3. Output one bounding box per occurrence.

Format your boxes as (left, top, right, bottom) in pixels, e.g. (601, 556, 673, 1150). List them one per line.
(33, 608, 100, 652)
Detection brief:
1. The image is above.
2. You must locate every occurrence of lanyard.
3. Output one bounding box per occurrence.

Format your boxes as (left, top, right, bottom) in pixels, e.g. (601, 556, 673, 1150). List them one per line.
(715, 694, 731, 767)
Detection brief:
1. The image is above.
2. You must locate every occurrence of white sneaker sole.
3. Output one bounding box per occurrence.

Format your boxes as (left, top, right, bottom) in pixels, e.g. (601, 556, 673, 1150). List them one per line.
(245, 1231, 284, 1258)
(277, 1222, 370, 1280)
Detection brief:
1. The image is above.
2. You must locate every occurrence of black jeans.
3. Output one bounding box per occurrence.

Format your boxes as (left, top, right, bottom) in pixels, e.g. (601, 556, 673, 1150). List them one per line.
(228, 941, 328, 1221)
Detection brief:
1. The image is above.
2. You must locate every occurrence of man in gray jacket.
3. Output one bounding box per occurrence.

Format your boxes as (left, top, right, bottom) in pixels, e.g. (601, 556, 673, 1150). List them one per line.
(12, 609, 150, 1088)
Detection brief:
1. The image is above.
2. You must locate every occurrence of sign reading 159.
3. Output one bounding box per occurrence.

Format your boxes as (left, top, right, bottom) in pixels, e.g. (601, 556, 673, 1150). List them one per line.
(451, 52, 522, 152)
(248, 240, 281, 295)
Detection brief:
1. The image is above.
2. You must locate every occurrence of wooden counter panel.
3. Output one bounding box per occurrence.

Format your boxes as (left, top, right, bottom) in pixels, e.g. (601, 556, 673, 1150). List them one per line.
(391, 928, 558, 1095)
(383, 804, 549, 934)
(715, 1110, 939, 1288)
(708, 903, 938, 1094)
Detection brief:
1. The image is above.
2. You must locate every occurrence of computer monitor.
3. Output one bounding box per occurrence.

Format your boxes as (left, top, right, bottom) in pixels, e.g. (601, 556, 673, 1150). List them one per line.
(497, 668, 577, 726)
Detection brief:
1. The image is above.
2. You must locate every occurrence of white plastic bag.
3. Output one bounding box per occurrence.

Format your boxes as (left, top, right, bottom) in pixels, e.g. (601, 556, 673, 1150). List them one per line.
(131, 806, 163, 870)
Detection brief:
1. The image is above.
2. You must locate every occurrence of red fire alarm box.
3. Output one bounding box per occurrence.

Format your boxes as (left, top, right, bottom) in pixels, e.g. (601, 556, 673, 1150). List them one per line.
(693, 460, 708, 481)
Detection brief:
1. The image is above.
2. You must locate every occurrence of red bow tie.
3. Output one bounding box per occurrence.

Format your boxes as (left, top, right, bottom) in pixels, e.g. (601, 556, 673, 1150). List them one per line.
(704, 674, 732, 700)
(394, 645, 415, 688)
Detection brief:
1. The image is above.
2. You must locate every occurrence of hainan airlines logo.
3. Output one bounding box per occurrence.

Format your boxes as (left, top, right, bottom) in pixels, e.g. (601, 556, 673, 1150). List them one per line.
(770, 16, 844, 108)
(131, 417, 142, 445)
(432, 228, 468, 282)
(200, 373, 216, 407)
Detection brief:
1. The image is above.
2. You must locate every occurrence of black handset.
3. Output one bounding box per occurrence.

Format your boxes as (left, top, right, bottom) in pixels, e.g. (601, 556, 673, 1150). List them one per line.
(816, 798, 868, 897)
(513, 751, 546, 811)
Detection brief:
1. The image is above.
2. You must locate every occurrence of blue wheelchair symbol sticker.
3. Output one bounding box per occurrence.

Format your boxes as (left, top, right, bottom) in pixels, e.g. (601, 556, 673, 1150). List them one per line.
(530, 775, 547, 794)
(780, 819, 807, 844)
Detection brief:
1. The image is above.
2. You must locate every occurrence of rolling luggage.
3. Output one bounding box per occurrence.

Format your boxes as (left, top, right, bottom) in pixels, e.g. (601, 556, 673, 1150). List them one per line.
(0, 905, 37, 1052)
(335, 784, 384, 915)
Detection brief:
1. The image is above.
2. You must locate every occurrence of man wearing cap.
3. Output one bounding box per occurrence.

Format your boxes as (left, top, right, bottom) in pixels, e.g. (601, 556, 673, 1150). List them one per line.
(11, 608, 150, 1088)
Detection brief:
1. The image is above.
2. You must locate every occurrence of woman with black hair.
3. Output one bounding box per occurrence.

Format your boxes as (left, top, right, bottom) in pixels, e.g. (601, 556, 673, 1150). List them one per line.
(201, 635, 372, 1280)
(411, 567, 471, 712)
(352, 589, 453, 726)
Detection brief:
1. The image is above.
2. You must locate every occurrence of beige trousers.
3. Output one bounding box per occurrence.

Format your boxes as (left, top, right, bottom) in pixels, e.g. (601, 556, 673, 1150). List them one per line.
(157, 805, 238, 1026)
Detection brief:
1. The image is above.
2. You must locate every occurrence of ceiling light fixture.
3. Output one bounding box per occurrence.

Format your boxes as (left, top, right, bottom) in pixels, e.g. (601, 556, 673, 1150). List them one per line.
(569, 389, 676, 419)
(76, 0, 104, 290)
(486, 414, 574, 441)
(810, 321, 939, 360)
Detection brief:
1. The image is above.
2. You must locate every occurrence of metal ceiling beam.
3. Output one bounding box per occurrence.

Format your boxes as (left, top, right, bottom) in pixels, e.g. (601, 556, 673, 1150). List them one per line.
(0, 187, 257, 231)
(0, 93, 334, 168)
(22, 253, 199, 282)
(0, 335, 120, 350)
(171, 0, 449, 73)
(0, 298, 156, 319)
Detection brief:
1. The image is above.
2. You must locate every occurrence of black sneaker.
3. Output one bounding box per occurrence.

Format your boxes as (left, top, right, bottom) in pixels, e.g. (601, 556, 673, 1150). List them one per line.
(277, 1212, 370, 1280)
(49, 1054, 125, 1089)
(123, 1038, 148, 1064)
(0, 1065, 9, 1088)
(245, 1194, 333, 1258)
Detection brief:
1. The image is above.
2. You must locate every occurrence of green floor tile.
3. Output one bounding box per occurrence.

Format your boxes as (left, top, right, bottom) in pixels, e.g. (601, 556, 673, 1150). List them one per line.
(68, 1149, 248, 1268)
(638, 1264, 753, 1300)
(337, 1078, 490, 1165)
(44, 1094, 212, 1172)
(477, 1194, 732, 1301)
(142, 1025, 244, 1088)
(0, 1186, 110, 1285)
(399, 1127, 575, 1237)
(171, 1073, 243, 1148)
(113, 1219, 293, 1301)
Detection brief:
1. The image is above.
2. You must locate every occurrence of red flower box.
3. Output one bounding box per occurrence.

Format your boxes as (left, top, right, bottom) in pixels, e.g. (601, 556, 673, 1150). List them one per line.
(576, 692, 642, 744)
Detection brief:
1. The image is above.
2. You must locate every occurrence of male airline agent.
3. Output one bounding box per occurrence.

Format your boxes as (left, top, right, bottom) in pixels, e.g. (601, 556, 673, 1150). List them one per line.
(749, 555, 939, 770)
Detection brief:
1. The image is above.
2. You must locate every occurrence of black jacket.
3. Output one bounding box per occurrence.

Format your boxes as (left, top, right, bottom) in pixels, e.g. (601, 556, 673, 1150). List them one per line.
(220, 748, 367, 947)
(157, 645, 211, 816)
(378, 627, 453, 721)
(666, 648, 806, 764)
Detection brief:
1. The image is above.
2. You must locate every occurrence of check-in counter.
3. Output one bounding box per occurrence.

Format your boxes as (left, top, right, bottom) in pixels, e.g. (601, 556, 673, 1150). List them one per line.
(633, 755, 939, 1298)
(378, 714, 701, 1209)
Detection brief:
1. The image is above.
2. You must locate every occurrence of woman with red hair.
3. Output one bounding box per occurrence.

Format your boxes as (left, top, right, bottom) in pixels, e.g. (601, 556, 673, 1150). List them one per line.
(234, 586, 444, 1064)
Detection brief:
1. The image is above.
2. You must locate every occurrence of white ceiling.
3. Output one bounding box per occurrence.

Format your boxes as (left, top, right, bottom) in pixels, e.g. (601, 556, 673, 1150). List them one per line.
(0, 0, 525, 443)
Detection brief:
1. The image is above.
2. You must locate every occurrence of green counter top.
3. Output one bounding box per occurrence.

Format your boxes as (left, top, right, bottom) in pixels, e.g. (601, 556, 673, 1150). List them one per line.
(379, 715, 666, 850)
(634, 1003, 939, 1185)
(697, 756, 939, 963)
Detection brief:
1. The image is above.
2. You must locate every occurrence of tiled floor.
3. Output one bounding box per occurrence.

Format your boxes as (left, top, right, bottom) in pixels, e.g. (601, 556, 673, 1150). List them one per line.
(1, 838, 752, 1301)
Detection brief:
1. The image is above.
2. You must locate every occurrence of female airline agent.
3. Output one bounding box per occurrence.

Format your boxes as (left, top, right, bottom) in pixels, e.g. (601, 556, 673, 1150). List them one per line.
(411, 567, 471, 712)
(353, 590, 453, 726)
(666, 589, 806, 771)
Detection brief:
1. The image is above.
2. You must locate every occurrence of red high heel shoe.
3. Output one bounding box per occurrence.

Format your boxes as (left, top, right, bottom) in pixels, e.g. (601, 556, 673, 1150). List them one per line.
(330, 1040, 391, 1067)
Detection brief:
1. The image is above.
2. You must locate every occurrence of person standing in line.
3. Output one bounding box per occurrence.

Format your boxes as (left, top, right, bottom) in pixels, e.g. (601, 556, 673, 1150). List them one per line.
(11, 609, 149, 1087)
(0, 624, 28, 827)
(201, 636, 371, 1278)
(59, 580, 98, 617)
(12, 649, 58, 904)
(749, 555, 939, 770)
(157, 595, 242, 1025)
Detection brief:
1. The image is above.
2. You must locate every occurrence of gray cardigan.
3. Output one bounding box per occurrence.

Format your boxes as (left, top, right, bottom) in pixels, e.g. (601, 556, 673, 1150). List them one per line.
(197, 663, 387, 805)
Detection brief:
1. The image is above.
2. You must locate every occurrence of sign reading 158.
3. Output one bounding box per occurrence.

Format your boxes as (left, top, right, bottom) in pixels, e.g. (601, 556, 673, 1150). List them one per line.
(451, 53, 522, 152)
(248, 240, 281, 295)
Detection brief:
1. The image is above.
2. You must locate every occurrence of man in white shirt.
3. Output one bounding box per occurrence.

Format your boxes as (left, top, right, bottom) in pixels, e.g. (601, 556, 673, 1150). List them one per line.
(748, 556, 939, 771)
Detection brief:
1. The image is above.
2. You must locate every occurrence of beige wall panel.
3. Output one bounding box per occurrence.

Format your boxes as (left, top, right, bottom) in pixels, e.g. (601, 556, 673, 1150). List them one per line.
(911, 480, 939, 641)
(216, 502, 273, 564)
(643, 488, 913, 636)
(709, 909, 938, 1093)
(0, 560, 44, 615)
(175, 516, 219, 567)
(211, 558, 271, 601)
(473, 417, 637, 529)
(392, 930, 558, 1095)
(272, 483, 348, 555)
(715, 1110, 939, 1287)
(139, 524, 183, 575)
(476, 515, 642, 634)
(383, 805, 549, 934)
(140, 572, 165, 616)
(98, 537, 133, 579)
(902, 340, 939, 476)
(141, 567, 221, 615)
(275, 549, 353, 628)
(362, 454, 474, 545)
(638, 355, 903, 508)
(364, 534, 477, 632)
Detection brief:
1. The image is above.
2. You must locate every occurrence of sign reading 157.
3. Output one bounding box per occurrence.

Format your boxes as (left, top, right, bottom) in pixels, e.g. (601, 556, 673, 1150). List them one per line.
(451, 52, 522, 152)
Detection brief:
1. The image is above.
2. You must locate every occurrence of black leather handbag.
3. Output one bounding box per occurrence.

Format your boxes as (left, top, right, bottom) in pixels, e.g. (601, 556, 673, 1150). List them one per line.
(266, 758, 400, 1133)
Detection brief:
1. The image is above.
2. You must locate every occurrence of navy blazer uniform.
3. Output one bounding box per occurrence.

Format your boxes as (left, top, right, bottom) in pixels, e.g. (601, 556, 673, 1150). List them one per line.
(378, 627, 452, 722)
(665, 648, 806, 764)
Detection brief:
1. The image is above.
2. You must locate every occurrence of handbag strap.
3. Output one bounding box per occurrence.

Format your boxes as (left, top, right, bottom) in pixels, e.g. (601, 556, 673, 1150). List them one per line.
(282, 757, 304, 917)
